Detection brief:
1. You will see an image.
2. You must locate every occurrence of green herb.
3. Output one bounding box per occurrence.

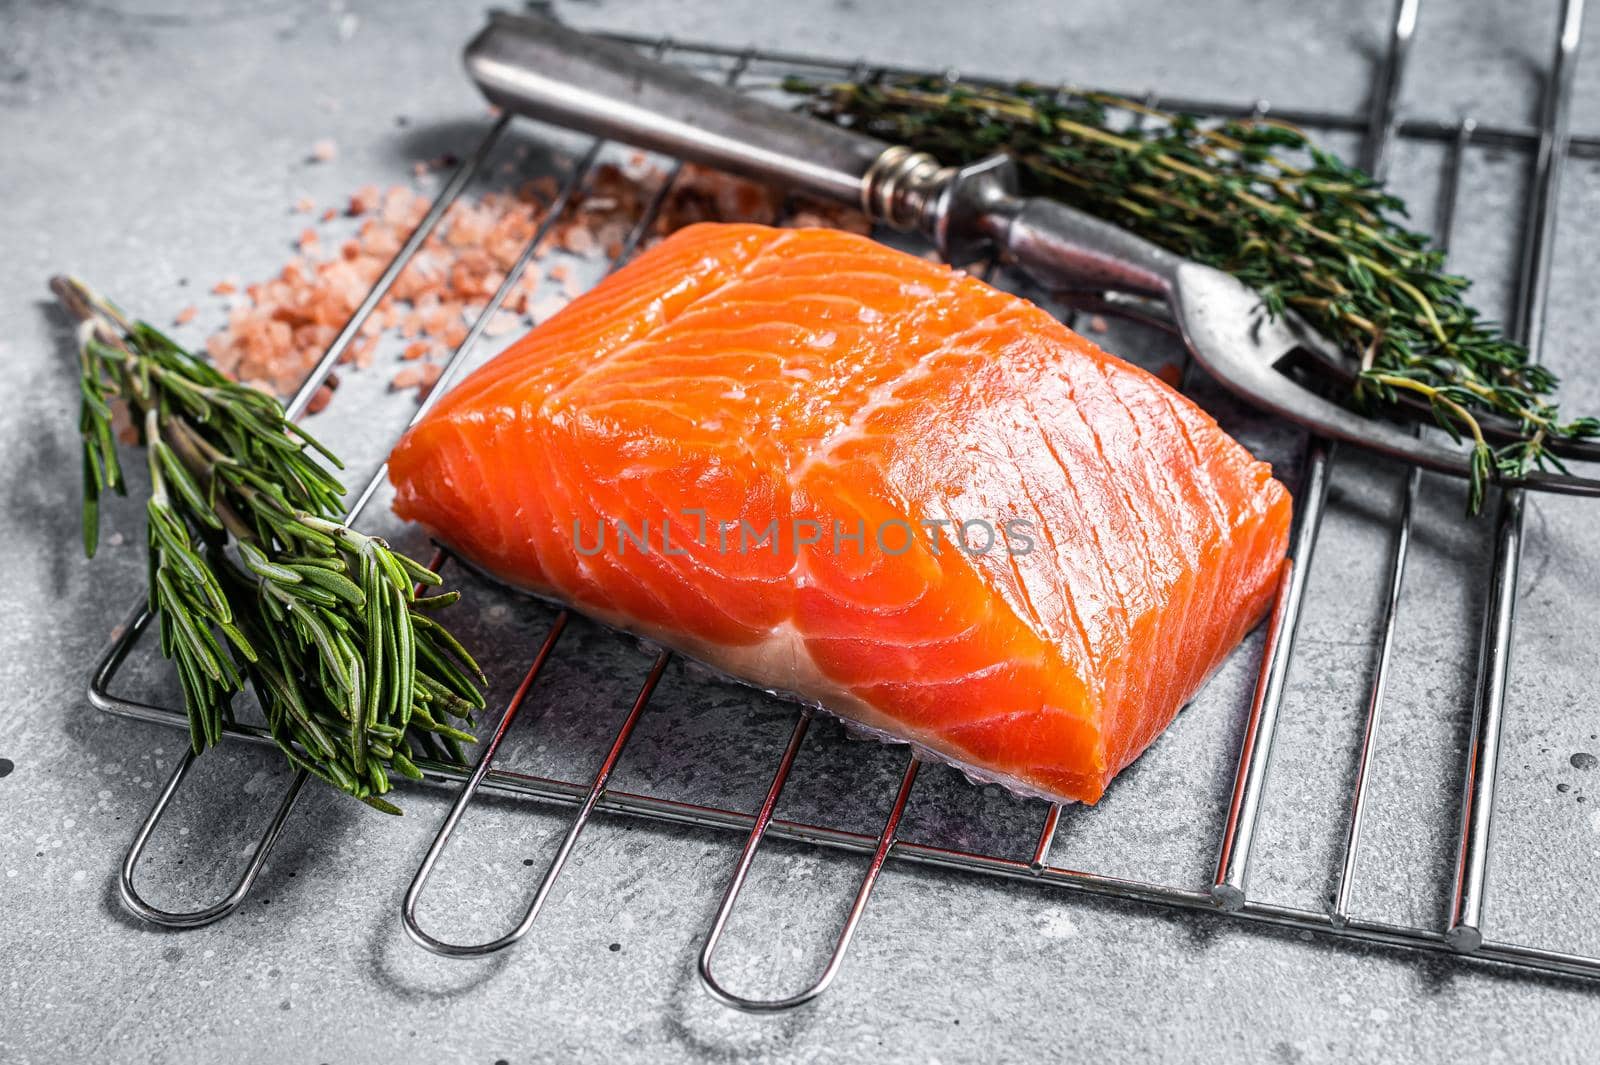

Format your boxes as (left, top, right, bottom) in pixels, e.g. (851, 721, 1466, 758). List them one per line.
(58, 277, 484, 813)
(788, 76, 1600, 511)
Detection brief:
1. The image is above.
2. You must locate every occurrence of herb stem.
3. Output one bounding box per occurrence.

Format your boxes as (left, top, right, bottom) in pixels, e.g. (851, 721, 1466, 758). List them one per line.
(60, 276, 485, 811)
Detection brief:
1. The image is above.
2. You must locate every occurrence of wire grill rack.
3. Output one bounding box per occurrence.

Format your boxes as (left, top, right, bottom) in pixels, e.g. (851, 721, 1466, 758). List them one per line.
(85, 0, 1600, 1006)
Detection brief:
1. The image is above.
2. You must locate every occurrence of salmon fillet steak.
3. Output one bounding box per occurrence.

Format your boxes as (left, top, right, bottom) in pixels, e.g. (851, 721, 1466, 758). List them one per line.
(389, 223, 1291, 803)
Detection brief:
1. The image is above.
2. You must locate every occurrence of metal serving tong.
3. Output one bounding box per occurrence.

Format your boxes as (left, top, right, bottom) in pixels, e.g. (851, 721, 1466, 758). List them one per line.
(465, 13, 1600, 495)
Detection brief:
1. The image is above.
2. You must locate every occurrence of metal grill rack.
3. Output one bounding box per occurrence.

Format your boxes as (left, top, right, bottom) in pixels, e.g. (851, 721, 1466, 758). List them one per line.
(85, 0, 1600, 1005)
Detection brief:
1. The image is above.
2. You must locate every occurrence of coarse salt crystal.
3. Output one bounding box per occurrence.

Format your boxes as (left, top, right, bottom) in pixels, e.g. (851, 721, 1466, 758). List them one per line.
(348, 184, 380, 215)
(561, 227, 595, 255)
(483, 311, 521, 337)
(530, 295, 569, 322)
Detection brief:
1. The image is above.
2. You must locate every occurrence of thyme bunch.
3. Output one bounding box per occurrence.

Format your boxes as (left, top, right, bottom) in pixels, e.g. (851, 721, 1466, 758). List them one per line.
(789, 76, 1600, 508)
(59, 277, 484, 813)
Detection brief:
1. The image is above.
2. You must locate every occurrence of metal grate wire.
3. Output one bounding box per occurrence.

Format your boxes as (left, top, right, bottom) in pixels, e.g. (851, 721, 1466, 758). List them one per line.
(83, 0, 1600, 1002)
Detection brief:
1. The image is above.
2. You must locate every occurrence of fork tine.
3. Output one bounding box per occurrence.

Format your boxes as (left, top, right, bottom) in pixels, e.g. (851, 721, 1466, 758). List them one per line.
(1227, 364, 1600, 495)
(1173, 269, 1600, 495)
(1278, 344, 1600, 464)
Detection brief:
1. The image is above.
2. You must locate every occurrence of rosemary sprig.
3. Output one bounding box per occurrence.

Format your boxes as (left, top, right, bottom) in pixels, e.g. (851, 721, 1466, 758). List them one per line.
(57, 277, 485, 813)
(789, 76, 1600, 510)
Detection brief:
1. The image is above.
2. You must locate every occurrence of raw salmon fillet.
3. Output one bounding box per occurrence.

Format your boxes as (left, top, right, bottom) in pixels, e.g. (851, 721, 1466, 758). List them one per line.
(389, 223, 1291, 803)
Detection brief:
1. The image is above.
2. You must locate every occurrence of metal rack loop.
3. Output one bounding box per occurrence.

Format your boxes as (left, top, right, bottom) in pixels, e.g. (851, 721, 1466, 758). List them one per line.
(1446, 0, 1584, 955)
(404, 639, 670, 956)
(698, 715, 921, 1012)
(400, 40, 754, 959)
(1210, 0, 1417, 911)
(118, 749, 307, 927)
(1331, 114, 1474, 926)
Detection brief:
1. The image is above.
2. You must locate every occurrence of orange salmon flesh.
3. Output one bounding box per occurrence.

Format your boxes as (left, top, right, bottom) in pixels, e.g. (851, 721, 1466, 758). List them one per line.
(389, 223, 1291, 803)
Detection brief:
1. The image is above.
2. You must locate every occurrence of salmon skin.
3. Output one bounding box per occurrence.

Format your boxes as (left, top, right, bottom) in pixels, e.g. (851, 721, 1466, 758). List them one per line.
(389, 223, 1291, 803)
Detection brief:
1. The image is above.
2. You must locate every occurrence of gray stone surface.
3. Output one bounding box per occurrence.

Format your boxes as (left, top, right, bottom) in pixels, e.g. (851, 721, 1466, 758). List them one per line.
(3, 0, 1600, 1061)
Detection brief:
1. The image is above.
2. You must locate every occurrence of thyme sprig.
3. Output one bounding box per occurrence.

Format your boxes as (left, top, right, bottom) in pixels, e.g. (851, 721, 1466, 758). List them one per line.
(789, 76, 1600, 510)
(58, 277, 485, 813)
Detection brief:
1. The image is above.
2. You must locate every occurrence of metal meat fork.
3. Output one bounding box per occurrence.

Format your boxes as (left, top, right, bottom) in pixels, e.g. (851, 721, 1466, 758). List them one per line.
(465, 13, 1600, 496)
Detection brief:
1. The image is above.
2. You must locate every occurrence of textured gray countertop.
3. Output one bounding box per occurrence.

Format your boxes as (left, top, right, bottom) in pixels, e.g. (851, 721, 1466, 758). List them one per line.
(5, 1, 1600, 1061)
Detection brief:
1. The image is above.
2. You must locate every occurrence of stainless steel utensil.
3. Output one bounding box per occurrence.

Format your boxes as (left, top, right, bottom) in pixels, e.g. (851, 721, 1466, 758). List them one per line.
(465, 11, 1600, 496)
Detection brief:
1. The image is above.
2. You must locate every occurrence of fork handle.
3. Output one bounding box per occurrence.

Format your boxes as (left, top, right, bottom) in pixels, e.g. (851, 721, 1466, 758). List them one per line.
(986, 195, 1181, 298)
(465, 12, 886, 205)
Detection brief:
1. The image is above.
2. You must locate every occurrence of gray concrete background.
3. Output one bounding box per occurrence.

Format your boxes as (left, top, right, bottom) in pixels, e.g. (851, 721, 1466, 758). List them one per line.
(4, 0, 1600, 1061)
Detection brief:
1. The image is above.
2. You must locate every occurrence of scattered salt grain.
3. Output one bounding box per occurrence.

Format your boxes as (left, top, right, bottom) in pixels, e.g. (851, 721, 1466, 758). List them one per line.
(529, 174, 559, 203)
(530, 295, 570, 322)
(483, 311, 521, 337)
(348, 184, 380, 216)
(416, 362, 442, 397)
(561, 227, 596, 255)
